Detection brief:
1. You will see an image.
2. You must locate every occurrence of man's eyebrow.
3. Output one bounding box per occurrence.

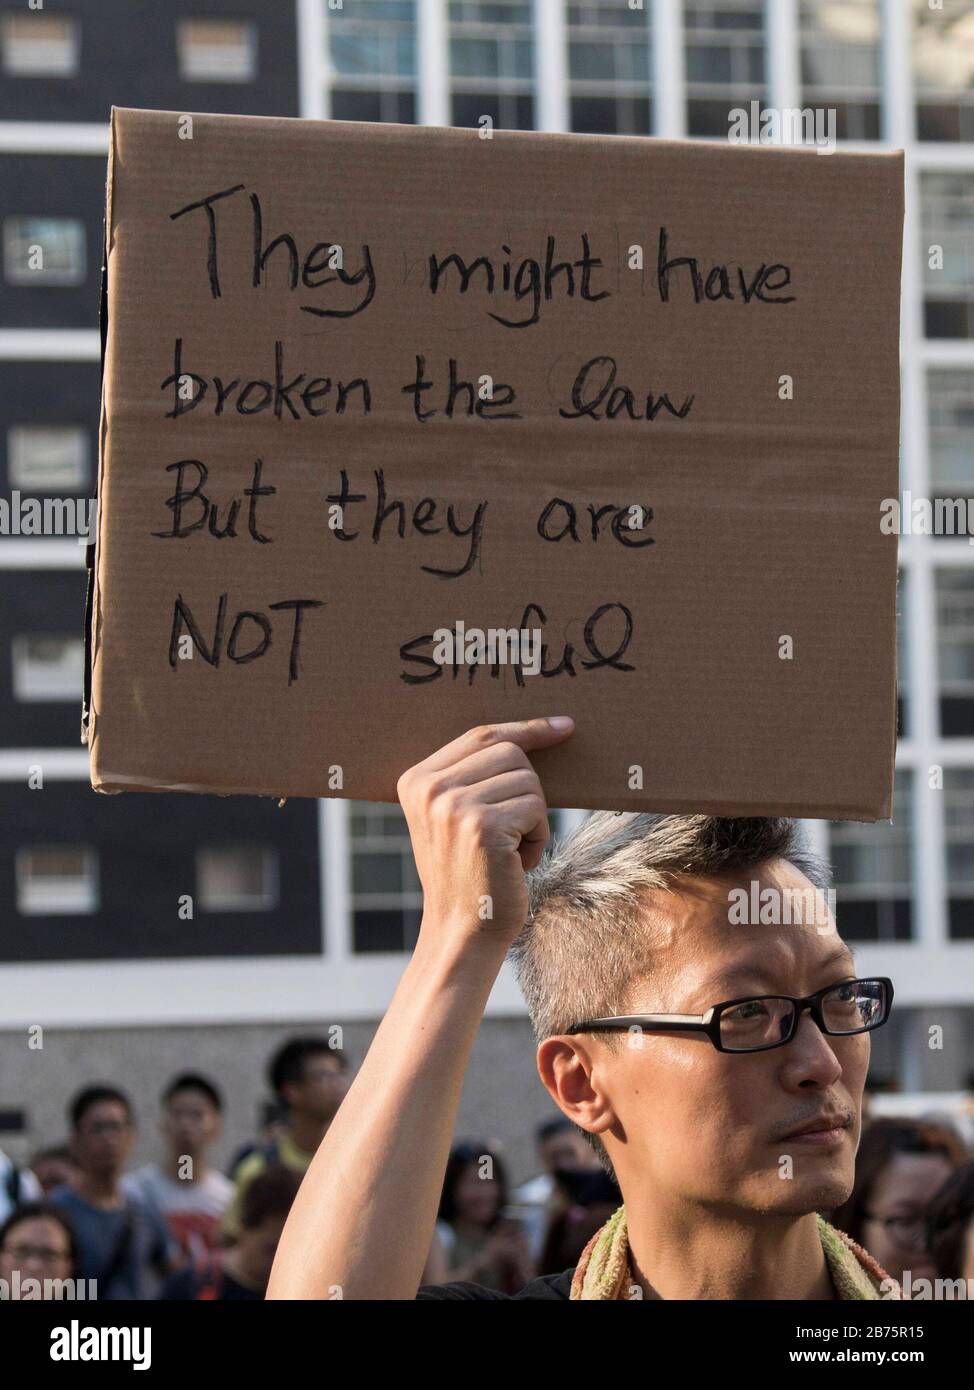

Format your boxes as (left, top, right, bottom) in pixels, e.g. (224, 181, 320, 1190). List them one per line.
(700, 945, 858, 998)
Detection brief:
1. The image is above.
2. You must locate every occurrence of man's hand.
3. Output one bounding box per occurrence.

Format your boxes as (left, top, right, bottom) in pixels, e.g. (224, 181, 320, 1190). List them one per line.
(397, 717, 575, 944)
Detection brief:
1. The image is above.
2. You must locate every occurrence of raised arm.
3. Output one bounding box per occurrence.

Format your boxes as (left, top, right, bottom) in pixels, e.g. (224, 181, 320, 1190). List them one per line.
(266, 716, 575, 1300)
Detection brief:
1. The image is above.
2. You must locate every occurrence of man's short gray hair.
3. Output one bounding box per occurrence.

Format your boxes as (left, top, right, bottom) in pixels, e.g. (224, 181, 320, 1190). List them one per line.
(509, 813, 832, 1169)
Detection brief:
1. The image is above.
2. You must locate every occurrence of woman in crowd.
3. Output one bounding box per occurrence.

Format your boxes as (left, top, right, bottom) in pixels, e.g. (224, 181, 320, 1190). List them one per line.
(435, 1140, 534, 1293)
(829, 1116, 968, 1290)
(925, 1159, 974, 1286)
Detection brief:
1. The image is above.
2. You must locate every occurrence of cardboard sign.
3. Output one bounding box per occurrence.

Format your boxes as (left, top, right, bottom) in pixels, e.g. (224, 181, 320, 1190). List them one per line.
(84, 108, 903, 818)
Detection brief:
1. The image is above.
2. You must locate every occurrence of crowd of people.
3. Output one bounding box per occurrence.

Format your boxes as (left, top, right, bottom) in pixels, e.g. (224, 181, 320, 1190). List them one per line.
(2, 1035, 974, 1300)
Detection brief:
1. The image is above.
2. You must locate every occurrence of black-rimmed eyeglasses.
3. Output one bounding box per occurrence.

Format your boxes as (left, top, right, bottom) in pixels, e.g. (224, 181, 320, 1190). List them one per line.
(566, 977, 894, 1054)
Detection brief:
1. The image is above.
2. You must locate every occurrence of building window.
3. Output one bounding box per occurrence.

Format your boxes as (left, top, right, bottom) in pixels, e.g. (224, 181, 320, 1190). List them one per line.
(7, 425, 89, 492)
(16, 847, 98, 915)
(449, 0, 534, 131)
(945, 769, 974, 938)
(328, 0, 417, 124)
(3, 217, 85, 287)
(197, 846, 278, 911)
(921, 173, 974, 339)
(684, 0, 766, 138)
(350, 802, 422, 952)
(0, 13, 79, 76)
(798, 0, 881, 141)
(937, 569, 974, 736)
(914, 0, 974, 142)
(927, 369, 974, 525)
(566, 0, 652, 135)
(828, 770, 913, 942)
(176, 18, 257, 82)
(12, 636, 84, 702)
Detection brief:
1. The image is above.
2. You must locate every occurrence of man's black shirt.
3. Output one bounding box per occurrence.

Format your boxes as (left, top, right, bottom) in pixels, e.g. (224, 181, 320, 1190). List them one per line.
(416, 1268, 574, 1300)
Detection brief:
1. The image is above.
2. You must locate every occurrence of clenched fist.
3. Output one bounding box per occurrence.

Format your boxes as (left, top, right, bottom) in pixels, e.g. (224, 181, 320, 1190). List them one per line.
(397, 717, 575, 944)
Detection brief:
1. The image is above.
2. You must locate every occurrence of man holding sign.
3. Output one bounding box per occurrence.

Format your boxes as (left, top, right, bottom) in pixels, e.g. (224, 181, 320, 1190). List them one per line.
(267, 717, 900, 1301)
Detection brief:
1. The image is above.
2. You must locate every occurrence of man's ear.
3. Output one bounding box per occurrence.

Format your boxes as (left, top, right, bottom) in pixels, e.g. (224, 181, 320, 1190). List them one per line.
(536, 1036, 616, 1141)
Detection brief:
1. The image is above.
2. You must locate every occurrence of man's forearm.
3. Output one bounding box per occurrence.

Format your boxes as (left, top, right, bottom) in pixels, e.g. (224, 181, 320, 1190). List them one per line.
(266, 925, 509, 1300)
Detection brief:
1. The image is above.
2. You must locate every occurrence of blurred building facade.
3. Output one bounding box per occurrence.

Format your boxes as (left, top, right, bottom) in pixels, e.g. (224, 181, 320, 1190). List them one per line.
(0, 0, 972, 1178)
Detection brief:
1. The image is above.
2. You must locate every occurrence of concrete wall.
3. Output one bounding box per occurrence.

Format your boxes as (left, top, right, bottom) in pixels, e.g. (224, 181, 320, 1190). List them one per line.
(0, 1014, 560, 1187)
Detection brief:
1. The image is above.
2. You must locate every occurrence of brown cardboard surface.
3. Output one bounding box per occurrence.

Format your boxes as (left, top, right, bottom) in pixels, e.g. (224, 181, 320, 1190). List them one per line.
(85, 107, 903, 818)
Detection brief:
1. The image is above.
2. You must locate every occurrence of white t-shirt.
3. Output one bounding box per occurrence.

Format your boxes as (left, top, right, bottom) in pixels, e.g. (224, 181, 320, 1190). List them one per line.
(126, 1165, 234, 1260)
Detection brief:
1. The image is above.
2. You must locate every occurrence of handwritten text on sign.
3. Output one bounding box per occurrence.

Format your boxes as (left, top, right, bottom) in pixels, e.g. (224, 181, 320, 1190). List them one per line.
(154, 184, 795, 689)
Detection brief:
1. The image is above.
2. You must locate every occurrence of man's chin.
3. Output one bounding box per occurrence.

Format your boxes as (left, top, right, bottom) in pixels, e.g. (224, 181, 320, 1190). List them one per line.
(768, 1168, 854, 1217)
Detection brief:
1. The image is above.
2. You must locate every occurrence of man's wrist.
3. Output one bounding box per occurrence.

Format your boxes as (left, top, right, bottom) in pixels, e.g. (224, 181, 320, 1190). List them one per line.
(411, 916, 514, 983)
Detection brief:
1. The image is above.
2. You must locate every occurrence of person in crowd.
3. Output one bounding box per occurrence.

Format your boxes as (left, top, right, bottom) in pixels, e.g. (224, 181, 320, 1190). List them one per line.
(0, 1146, 41, 1224)
(160, 1166, 302, 1300)
(226, 1102, 287, 1178)
(50, 1085, 172, 1299)
(513, 1116, 603, 1262)
(30, 1145, 80, 1197)
(539, 1168, 624, 1275)
(127, 1072, 234, 1265)
(828, 1116, 967, 1291)
(269, 719, 911, 1300)
(0, 1201, 79, 1297)
(925, 1159, 974, 1286)
(223, 1037, 349, 1240)
(435, 1140, 534, 1293)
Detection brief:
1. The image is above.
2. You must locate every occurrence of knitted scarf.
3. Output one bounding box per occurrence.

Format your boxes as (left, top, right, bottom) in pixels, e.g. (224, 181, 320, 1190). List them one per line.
(570, 1207, 902, 1300)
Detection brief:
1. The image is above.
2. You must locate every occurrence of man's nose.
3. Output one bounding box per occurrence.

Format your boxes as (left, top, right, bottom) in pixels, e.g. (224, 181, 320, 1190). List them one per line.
(789, 1008, 844, 1063)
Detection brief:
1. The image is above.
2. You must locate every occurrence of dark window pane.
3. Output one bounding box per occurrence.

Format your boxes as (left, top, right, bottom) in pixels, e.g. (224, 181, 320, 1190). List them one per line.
(395, 90, 416, 123)
(353, 907, 411, 952)
(633, 99, 651, 135)
(512, 94, 534, 128)
(686, 44, 733, 84)
(452, 90, 498, 126)
(352, 851, 403, 895)
(941, 697, 974, 737)
(570, 95, 619, 133)
(569, 40, 617, 81)
(836, 898, 912, 943)
(948, 898, 974, 939)
(687, 98, 737, 136)
(925, 301, 973, 339)
(331, 89, 384, 122)
(917, 104, 961, 142)
(813, 101, 881, 143)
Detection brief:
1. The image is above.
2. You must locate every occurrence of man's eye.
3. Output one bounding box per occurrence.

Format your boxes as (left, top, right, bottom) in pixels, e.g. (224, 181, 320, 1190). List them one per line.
(726, 1001, 768, 1021)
